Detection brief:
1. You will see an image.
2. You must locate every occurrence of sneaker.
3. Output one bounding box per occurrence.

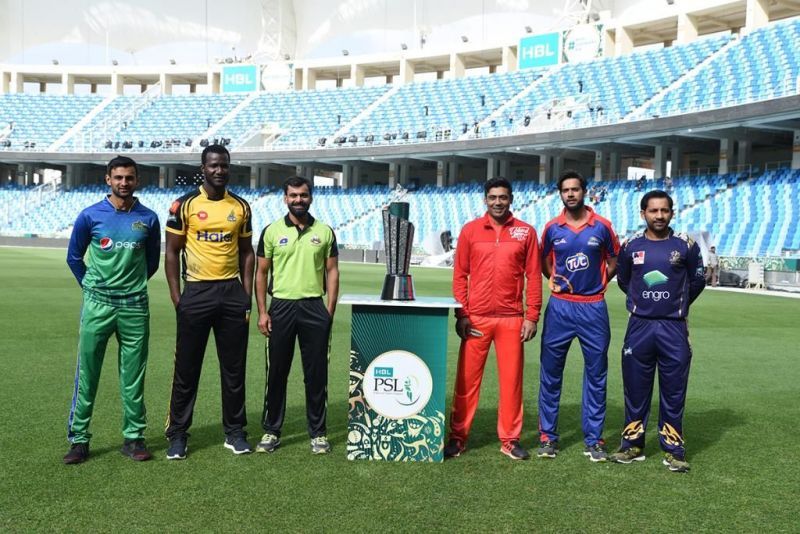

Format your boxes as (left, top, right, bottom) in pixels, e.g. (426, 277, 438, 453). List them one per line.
(311, 436, 331, 455)
(120, 439, 153, 462)
(583, 443, 608, 463)
(166, 436, 188, 460)
(255, 433, 281, 453)
(536, 440, 559, 459)
(610, 446, 645, 464)
(63, 442, 89, 465)
(224, 434, 253, 455)
(443, 438, 465, 459)
(663, 453, 690, 473)
(500, 440, 531, 460)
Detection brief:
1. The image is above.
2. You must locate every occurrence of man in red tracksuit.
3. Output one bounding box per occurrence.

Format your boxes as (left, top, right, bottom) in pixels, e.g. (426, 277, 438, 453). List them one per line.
(446, 177, 543, 460)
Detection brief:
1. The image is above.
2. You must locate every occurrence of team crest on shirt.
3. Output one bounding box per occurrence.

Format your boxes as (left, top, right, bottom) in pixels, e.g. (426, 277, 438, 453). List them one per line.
(632, 250, 645, 264)
(278, 236, 289, 246)
(508, 227, 529, 241)
(669, 250, 682, 265)
(227, 209, 237, 222)
(131, 221, 147, 232)
(310, 235, 322, 246)
(587, 236, 601, 247)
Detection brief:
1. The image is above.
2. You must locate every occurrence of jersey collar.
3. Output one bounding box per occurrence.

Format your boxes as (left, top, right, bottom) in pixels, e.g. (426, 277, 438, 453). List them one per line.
(556, 206, 597, 227)
(198, 184, 228, 201)
(284, 213, 316, 232)
(480, 212, 516, 228)
(105, 195, 138, 212)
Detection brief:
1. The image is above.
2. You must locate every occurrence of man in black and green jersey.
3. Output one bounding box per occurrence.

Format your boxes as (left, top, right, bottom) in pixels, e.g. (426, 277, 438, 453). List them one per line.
(64, 155, 161, 464)
(164, 144, 255, 460)
(255, 176, 340, 455)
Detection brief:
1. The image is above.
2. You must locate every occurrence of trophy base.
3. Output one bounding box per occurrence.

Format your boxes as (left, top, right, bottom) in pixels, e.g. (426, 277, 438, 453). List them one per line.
(380, 274, 415, 301)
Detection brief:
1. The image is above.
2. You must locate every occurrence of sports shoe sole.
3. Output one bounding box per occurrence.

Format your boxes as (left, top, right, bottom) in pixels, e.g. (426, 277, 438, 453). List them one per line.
(223, 442, 252, 455)
(536, 451, 558, 459)
(662, 459, 689, 472)
(255, 441, 280, 453)
(166, 449, 187, 461)
(311, 447, 331, 455)
(500, 447, 530, 460)
(610, 455, 646, 464)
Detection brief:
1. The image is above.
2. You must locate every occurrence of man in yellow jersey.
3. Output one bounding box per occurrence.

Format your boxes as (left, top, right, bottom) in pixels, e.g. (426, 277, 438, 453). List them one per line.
(163, 144, 255, 460)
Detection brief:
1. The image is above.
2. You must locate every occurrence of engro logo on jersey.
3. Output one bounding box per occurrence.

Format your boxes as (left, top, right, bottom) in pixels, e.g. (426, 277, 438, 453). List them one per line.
(100, 237, 142, 251)
(642, 270, 670, 301)
(566, 252, 589, 272)
(363, 350, 433, 420)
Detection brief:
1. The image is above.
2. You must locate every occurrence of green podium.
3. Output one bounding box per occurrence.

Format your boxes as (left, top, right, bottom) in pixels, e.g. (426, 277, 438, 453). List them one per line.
(340, 294, 460, 462)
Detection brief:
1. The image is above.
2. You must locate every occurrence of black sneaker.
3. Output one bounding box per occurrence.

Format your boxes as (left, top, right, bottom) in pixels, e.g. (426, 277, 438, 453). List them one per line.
(583, 443, 608, 463)
(120, 439, 153, 461)
(443, 438, 465, 459)
(166, 436, 188, 460)
(536, 440, 559, 459)
(500, 440, 531, 460)
(63, 442, 89, 465)
(224, 434, 253, 455)
(255, 433, 281, 453)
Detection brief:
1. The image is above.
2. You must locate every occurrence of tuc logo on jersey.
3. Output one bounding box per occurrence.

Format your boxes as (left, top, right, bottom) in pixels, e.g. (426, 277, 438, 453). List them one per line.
(566, 252, 589, 272)
(642, 270, 670, 301)
(508, 227, 529, 241)
(363, 350, 433, 420)
(100, 237, 142, 251)
(196, 231, 232, 243)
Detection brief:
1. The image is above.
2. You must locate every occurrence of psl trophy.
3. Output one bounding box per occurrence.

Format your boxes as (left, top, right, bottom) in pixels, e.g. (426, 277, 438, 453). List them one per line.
(380, 202, 415, 300)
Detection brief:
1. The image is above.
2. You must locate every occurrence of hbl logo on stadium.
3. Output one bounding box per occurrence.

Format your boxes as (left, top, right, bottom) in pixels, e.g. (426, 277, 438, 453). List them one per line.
(566, 252, 589, 272)
(364, 350, 433, 419)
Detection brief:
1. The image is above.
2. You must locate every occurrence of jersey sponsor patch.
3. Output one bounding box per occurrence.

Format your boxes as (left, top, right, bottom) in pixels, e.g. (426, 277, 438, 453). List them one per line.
(633, 250, 645, 264)
(278, 236, 289, 246)
(508, 226, 529, 241)
(565, 252, 589, 272)
(169, 200, 180, 214)
(100, 237, 114, 251)
(669, 250, 682, 265)
(553, 237, 567, 246)
(587, 236, 601, 247)
(198, 211, 208, 220)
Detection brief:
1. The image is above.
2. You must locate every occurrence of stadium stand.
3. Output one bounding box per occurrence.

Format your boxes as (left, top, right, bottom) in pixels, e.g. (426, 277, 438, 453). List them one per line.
(2, 170, 798, 258)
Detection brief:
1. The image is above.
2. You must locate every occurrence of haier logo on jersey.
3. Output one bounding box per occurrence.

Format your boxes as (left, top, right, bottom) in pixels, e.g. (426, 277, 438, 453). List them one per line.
(100, 237, 142, 251)
(566, 253, 589, 272)
(196, 231, 232, 243)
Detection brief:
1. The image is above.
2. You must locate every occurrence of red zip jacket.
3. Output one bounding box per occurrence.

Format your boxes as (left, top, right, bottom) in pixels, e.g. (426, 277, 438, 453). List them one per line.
(453, 212, 542, 322)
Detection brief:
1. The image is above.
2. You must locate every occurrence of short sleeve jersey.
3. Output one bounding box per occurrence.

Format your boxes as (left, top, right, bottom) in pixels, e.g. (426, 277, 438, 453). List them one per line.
(257, 214, 338, 300)
(541, 207, 620, 298)
(165, 186, 252, 281)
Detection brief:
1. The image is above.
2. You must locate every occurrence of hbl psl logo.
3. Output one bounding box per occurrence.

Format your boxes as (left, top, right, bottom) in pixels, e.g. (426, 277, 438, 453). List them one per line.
(364, 351, 432, 419)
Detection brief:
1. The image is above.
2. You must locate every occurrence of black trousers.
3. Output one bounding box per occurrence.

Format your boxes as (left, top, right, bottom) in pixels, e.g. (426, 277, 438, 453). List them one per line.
(262, 297, 332, 438)
(166, 279, 251, 439)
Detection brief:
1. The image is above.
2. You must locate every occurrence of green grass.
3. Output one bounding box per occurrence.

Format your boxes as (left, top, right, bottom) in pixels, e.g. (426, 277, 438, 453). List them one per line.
(1, 247, 798, 532)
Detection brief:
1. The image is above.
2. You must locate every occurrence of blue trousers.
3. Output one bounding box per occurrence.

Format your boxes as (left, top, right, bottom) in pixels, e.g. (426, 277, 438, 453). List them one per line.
(538, 297, 609, 446)
(619, 316, 692, 458)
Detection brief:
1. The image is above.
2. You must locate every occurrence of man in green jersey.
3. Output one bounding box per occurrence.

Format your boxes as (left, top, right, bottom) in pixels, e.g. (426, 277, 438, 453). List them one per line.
(64, 156, 161, 464)
(254, 176, 339, 455)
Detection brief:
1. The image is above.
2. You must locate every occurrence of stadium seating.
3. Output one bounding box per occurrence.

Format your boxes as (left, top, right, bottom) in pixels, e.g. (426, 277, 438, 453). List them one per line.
(2, 170, 798, 258)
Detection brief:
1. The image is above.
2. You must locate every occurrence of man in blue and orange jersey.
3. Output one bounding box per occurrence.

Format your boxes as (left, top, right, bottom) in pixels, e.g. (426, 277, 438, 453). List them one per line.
(537, 170, 619, 462)
(610, 190, 705, 472)
(64, 155, 161, 464)
(446, 177, 542, 461)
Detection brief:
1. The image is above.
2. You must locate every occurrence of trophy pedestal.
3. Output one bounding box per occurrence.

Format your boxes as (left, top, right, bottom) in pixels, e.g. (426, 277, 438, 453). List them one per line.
(380, 274, 415, 301)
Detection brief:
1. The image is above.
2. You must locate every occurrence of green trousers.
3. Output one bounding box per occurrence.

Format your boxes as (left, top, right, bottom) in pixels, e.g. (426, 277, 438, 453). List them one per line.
(67, 296, 149, 443)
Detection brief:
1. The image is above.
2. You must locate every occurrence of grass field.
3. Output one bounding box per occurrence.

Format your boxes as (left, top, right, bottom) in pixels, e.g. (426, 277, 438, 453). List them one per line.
(1, 246, 798, 532)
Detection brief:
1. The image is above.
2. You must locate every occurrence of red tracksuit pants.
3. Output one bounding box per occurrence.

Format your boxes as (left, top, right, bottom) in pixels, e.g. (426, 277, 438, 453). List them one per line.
(449, 315, 524, 445)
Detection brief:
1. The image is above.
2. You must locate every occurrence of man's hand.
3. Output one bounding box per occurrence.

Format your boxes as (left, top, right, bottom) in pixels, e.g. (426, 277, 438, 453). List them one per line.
(521, 320, 537, 342)
(455, 317, 472, 340)
(258, 312, 272, 337)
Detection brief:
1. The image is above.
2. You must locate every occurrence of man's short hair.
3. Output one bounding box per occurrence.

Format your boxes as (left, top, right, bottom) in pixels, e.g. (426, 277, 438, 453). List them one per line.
(106, 155, 138, 176)
(201, 144, 230, 164)
(484, 177, 512, 196)
(640, 189, 674, 211)
(283, 175, 313, 195)
(557, 169, 586, 192)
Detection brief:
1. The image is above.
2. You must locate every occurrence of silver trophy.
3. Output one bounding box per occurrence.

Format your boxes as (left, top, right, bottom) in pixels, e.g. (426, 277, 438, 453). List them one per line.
(380, 202, 415, 300)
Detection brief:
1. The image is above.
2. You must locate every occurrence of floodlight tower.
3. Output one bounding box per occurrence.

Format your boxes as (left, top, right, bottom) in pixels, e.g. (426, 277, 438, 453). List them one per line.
(555, 0, 608, 26)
